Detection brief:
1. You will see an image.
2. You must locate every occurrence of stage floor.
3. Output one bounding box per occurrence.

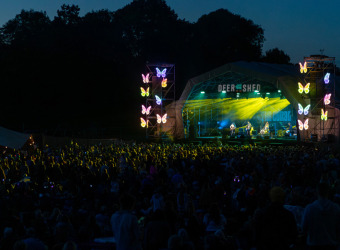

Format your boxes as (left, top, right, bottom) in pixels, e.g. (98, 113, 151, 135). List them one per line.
(190, 136, 298, 146)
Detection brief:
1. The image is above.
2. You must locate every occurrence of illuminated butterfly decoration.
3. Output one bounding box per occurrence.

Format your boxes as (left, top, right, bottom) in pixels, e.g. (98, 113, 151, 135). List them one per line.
(142, 73, 150, 83)
(324, 93, 331, 105)
(321, 109, 328, 121)
(141, 87, 149, 97)
(324, 73, 330, 84)
(298, 119, 309, 131)
(299, 61, 307, 73)
(298, 103, 310, 115)
(155, 95, 162, 105)
(141, 105, 151, 115)
(298, 82, 310, 94)
(161, 78, 167, 88)
(140, 118, 149, 128)
(156, 113, 167, 124)
(156, 67, 167, 78)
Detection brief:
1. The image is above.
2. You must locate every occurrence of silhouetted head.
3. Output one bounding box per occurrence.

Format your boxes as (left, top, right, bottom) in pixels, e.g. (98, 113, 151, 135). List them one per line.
(269, 186, 286, 204)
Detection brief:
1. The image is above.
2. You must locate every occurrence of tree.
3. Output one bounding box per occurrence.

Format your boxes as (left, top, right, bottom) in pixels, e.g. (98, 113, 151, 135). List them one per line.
(54, 4, 81, 26)
(262, 48, 291, 64)
(191, 9, 264, 72)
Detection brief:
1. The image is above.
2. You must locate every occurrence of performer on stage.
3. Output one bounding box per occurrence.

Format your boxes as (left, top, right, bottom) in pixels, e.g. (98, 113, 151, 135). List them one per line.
(230, 123, 236, 136)
(260, 122, 270, 135)
(285, 122, 292, 137)
(246, 121, 252, 136)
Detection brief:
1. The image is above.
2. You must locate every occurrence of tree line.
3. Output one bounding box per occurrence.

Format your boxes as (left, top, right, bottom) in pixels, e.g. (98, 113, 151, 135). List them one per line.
(0, 0, 290, 139)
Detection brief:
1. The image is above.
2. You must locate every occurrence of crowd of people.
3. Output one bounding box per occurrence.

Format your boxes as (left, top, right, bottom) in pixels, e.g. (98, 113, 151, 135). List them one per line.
(0, 141, 339, 249)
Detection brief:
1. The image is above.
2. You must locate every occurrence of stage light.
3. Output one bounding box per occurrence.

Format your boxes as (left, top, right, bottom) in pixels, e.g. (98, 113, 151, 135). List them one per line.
(266, 92, 270, 95)
(278, 90, 281, 93)
(222, 90, 226, 93)
(257, 93, 260, 95)
(254, 90, 259, 93)
(324, 73, 330, 84)
(201, 91, 205, 94)
(324, 93, 331, 105)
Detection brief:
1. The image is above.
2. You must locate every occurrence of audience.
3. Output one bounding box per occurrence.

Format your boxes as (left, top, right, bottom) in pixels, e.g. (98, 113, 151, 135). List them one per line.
(0, 141, 338, 249)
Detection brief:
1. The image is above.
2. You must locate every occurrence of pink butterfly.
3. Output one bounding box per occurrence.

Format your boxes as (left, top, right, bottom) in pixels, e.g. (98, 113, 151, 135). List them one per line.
(299, 62, 307, 73)
(324, 93, 331, 105)
(142, 73, 150, 83)
(141, 105, 151, 115)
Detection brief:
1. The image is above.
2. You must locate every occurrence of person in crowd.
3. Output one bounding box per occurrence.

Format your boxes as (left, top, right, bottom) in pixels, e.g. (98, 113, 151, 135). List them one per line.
(302, 182, 340, 249)
(111, 193, 141, 250)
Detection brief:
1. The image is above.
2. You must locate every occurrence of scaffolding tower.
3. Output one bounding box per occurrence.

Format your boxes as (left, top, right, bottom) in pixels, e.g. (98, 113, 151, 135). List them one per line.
(303, 55, 336, 141)
(143, 63, 175, 140)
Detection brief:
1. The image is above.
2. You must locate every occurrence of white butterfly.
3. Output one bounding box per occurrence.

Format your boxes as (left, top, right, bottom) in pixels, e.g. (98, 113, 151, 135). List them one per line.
(156, 113, 167, 124)
(141, 105, 151, 115)
(298, 119, 309, 131)
(324, 73, 330, 84)
(155, 95, 162, 105)
(156, 67, 167, 78)
(298, 103, 310, 116)
(142, 73, 150, 83)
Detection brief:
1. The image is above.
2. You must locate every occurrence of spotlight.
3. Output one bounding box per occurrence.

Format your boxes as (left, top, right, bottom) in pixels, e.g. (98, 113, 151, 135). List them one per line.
(266, 92, 270, 95)
(254, 90, 259, 93)
(200, 91, 205, 94)
(278, 90, 281, 93)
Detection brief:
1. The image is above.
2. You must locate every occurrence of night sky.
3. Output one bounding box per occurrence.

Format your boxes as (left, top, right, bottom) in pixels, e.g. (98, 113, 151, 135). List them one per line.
(0, 0, 339, 65)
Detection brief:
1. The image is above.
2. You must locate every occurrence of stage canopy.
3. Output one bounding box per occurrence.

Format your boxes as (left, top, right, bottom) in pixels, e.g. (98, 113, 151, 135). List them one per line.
(0, 126, 31, 149)
(164, 61, 340, 140)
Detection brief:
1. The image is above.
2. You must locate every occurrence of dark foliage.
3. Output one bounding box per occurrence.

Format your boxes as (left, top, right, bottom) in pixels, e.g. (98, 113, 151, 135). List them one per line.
(0, 0, 270, 138)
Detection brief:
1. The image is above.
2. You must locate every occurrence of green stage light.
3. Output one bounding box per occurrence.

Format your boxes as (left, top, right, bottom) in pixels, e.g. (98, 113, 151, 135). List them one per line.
(278, 90, 281, 93)
(222, 90, 226, 93)
(257, 93, 261, 95)
(200, 91, 205, 94)
(254, 90, 259, 93)
(266, 92, 270, 95)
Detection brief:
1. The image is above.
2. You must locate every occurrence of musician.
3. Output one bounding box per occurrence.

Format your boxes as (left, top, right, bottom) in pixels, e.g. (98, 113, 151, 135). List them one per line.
(246, 121, 252, 136)
(264, 122, 269, 133)
(230, 123, 236, 136)
(285, 122, 292, 137)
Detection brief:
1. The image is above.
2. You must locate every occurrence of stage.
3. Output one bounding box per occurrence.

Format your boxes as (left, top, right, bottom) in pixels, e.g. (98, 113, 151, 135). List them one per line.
(187, 136, 299, 146)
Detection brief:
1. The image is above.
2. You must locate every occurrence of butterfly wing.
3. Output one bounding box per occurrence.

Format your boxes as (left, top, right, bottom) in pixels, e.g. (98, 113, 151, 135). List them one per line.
(298, 120, 303, 131)
(324, 93, 331, 105)
(299, 63, 303, 74)
(155, 95, 161, 105)
(162, 113, 167, 123)
(146, 87, 149, 97)
(298, 103, 303, 115)
(161, 78, 167, 88)
(303, 62, 307, 73)
(304, 119, 309, 130)
(304, 83, 310, 94)
(298, 82, 304, 94)
(140, 118, 146, 127)
(156, 68, 161, 77)
(146, 106, 151, 115)
(303, 104, 311, 116)
(141, 87, 146, 97)
(324, 73, 330, 84)
(161, 68, 167, 77)
(142, 105, 146, 114)
(156, 114, 161, 124)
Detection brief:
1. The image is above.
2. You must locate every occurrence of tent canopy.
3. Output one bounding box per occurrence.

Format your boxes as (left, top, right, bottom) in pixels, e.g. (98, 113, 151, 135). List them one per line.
(0, 126, 31, 149)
